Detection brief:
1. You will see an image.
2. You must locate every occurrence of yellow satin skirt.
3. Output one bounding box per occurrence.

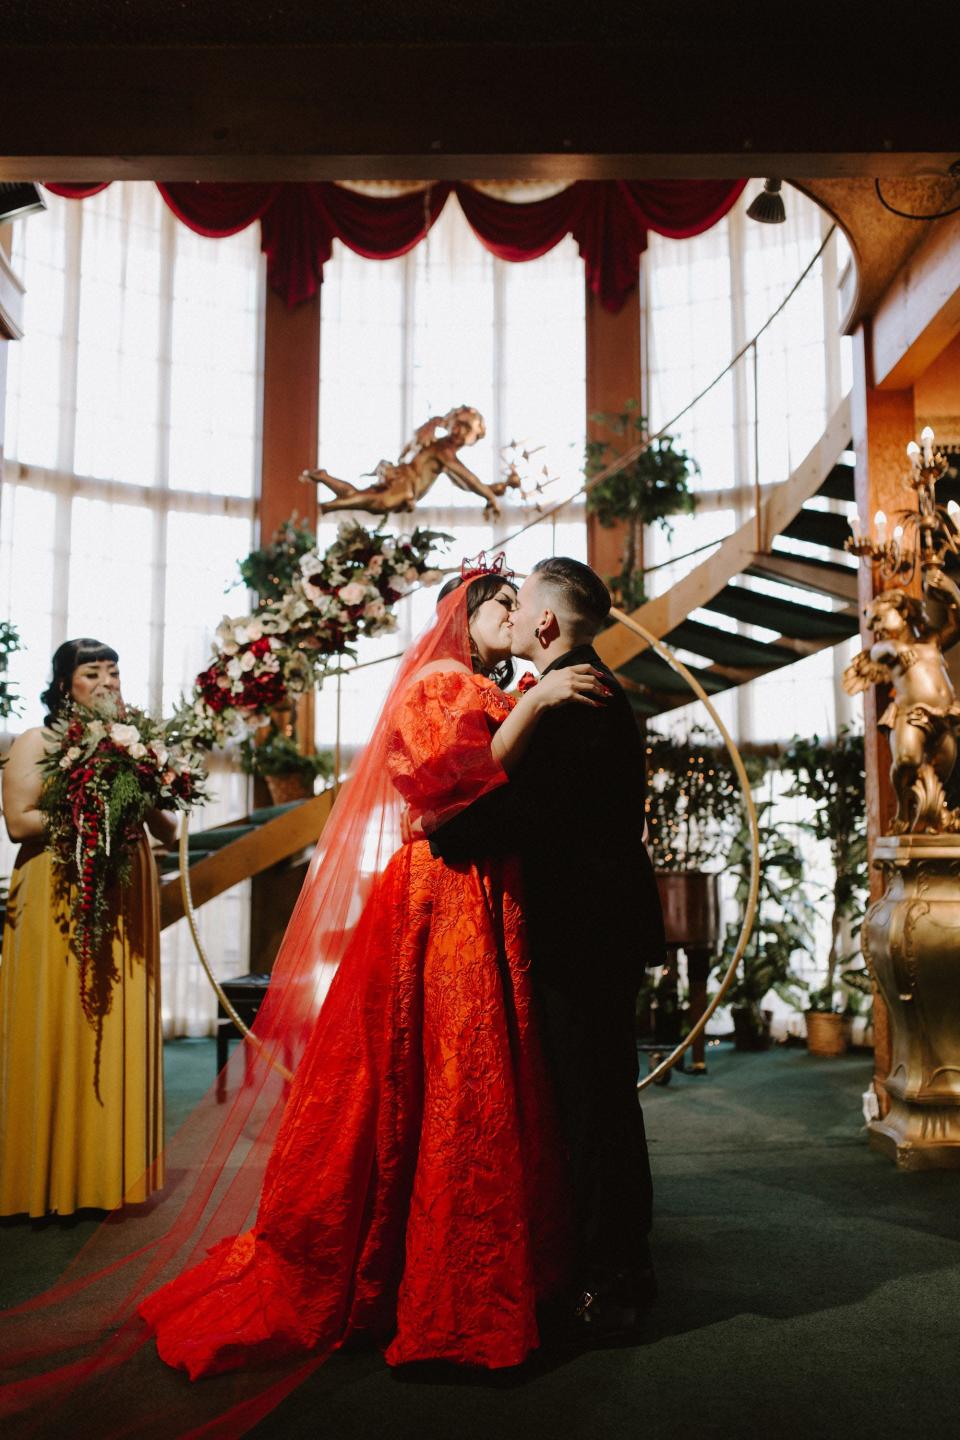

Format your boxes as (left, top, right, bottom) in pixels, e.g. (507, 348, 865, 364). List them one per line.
(0, 832, 164, 1217)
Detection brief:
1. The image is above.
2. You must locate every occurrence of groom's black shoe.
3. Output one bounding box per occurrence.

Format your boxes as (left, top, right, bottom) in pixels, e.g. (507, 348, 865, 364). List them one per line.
(567, 1266, 658, 1342)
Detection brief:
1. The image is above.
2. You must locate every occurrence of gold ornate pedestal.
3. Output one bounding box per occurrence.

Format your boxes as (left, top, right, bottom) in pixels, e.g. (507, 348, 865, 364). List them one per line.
(864, 834, 960, 1170)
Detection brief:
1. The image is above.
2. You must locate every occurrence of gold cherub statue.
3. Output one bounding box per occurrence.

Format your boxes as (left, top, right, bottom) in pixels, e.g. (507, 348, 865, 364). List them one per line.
(844, 572, 960, 832)
(301, 406, 520, 517)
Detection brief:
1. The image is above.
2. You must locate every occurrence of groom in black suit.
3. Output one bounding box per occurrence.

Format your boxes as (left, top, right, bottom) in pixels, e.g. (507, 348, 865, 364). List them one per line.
(430, 556, 665, 1330)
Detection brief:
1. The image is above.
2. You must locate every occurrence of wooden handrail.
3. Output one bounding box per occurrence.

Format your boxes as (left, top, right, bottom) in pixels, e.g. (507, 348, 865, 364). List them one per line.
(159, 788, 336, 930)
(595, 393, 853, 672)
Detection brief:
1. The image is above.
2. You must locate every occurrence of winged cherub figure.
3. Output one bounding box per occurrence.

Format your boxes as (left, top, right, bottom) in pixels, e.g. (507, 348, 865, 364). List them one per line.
(844, 576, 960, 833)
(301, 406, 520, 518)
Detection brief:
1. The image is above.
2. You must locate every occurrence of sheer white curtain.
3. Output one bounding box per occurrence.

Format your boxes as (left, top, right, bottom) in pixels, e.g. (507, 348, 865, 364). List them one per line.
(0, 184, 263, 1036)
(315, 196, 588, 749)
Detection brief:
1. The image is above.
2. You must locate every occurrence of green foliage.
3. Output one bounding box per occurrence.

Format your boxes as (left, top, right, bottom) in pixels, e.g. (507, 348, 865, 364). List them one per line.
(235, 516, 318, 604)
(240, 724, 333, 784)
(585, 402, 699, 614)
(716, 800, 815, 1033)
(783, 727, 868, 1013)
(0, 620, 23, 723)
(644, 726, 746, 872)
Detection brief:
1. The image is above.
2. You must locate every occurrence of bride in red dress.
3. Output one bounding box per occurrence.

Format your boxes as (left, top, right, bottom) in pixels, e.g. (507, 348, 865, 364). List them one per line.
(138, 563, 608, 1380)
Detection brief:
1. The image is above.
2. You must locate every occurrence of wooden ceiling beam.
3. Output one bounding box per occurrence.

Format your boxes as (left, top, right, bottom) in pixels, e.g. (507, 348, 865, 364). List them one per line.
(0, 43, 957, 180)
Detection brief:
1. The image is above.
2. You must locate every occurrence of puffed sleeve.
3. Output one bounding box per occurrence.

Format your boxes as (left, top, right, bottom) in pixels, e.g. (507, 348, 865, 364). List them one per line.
(386, 671, 512, 827)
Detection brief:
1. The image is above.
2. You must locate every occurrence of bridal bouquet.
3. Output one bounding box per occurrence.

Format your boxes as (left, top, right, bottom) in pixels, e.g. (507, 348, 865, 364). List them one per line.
(175, 520, 449, 747)
(39, 698, 208, 1016)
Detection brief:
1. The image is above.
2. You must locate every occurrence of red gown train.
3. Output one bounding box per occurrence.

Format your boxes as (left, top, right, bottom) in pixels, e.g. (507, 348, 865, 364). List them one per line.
(139, 671, 570, 1377)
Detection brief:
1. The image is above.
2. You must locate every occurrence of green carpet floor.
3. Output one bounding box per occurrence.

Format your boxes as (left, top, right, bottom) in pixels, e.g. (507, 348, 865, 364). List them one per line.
(4, 1040, 960, 1439)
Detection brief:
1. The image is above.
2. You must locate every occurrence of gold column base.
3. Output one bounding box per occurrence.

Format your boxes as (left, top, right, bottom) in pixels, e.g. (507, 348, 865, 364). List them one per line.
(864, 834, 960, 1171)
(868, 1101, 960, 1171)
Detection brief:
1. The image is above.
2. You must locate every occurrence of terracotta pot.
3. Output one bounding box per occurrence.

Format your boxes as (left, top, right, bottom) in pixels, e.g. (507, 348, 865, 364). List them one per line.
(264, 771, 314, 805)
(654, 870, 721, 949)
(805, 1010, 849, 1057)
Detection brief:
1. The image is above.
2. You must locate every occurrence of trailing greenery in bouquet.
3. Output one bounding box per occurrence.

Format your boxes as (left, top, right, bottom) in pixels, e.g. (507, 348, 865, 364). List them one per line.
(39, 698, 208, 1018)
(173, 520, 449, 748)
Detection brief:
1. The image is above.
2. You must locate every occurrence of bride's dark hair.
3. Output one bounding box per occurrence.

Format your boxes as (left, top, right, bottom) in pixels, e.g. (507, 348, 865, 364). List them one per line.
(41, 638, 119, 724)
(437, 572, 516, 690)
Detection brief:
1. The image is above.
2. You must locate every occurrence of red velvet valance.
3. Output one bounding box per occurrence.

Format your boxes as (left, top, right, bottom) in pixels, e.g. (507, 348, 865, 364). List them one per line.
(45, 179, 746, 314)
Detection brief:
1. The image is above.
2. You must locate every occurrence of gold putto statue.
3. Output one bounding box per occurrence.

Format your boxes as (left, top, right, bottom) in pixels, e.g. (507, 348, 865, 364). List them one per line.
(843, 426, 960, 834)
(301, 406, 520, 517)
(844, 579, 960, 832)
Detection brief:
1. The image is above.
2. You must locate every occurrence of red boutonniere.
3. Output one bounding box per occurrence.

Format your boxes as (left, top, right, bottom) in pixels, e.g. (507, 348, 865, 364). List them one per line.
(516, 672, 538, 695)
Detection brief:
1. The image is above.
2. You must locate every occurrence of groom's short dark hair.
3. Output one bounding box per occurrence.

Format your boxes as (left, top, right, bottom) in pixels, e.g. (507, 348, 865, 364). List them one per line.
(533, 556, 611, 638)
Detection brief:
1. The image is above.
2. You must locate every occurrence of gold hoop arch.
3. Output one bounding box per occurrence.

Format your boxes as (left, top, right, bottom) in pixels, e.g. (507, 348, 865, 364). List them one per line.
(179, 607, 760, 1092)
(607, 607, 761, 1091)
(177, 821, 293, 1081)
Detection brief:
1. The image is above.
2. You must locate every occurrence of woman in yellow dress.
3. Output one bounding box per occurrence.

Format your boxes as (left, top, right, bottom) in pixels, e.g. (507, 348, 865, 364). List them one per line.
(0, 639, 173, 1217)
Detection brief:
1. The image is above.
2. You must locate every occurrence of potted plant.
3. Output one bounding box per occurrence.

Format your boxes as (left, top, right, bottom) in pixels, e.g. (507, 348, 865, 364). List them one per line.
(240, 724, 333, 805)
(783, 729, 868, 1057)
(716, 801, 814, 1050)
(585, 402, 699, 612)
(645, 726, 746, 949)
(0, 620, 22, 727)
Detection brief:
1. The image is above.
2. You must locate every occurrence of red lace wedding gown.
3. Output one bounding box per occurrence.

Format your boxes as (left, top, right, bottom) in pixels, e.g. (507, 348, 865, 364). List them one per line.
(139, 670, 570, 1378)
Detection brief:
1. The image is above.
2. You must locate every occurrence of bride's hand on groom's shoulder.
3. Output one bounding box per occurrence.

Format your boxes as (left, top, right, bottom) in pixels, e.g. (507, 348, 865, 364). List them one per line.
(531, 665, 611, 711)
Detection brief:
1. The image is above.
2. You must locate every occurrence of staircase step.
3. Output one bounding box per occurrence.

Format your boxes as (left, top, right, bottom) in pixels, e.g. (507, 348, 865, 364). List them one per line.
(662, 619, 796, 670)
(780, 508, 853, 553)
(705, 585, 859, 640)
(815, 460, 855, 502)
(746, 551, 859, 601)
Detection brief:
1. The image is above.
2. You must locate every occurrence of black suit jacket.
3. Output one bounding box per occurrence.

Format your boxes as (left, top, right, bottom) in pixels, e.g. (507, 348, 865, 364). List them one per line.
(430, 645, 665, 993)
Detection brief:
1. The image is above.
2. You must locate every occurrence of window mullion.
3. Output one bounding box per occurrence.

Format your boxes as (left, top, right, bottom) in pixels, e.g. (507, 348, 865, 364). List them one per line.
(148, 202, 176, 715)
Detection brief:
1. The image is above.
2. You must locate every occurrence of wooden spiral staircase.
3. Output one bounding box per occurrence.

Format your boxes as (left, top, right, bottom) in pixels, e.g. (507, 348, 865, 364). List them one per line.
(160, 396, 865, 946)
(594, 395, 860, 712)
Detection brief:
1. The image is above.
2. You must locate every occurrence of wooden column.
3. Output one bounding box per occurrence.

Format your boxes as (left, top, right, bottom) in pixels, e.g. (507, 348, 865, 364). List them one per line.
(259, 287, 320, 544)
(851, 321, 915, 1109)
(250, 287, 322, 972)
(585, 283, 642, 582)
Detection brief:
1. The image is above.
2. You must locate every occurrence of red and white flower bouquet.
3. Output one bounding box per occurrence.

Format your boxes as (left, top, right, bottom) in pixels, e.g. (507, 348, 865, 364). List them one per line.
(39, 698, 208, 1016)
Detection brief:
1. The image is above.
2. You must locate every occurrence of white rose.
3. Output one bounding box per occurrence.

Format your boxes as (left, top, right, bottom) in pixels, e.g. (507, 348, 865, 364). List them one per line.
(239, 651, 257, 672)
(404, 566, 420, 583)
(86, 721, 105, 741)
(150, 743, 169, 768)
(364, 598, 386, 620)
(367, 555, 385, 575)
(245, 619, 263, 642)
(128, 742, 147, 759)
(338, 582, 366, 606)
(226, 658, 243, 680)
(59, 754, 72, 769)
(233, 625, 249, 646)
(66, 745, 82, 761)
(109, 722, 140, 747)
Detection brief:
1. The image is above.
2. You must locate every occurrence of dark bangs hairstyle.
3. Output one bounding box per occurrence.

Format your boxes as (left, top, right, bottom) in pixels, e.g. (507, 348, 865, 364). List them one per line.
(437, 572, 517, 690)
(41, 638, 119, 725)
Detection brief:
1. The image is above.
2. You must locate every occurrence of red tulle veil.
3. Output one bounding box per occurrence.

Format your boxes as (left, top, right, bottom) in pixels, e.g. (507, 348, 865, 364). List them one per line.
(0, 581, 509, 1437)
